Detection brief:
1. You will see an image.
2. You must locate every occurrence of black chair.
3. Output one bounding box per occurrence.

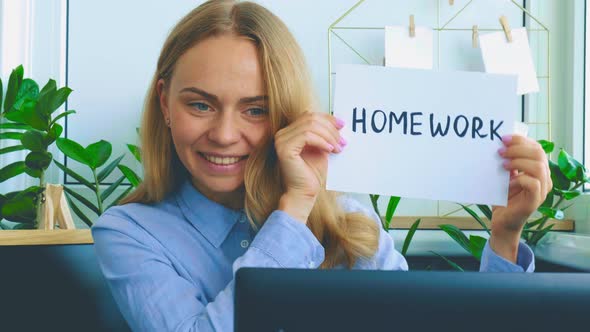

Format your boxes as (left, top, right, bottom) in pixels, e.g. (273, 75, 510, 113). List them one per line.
(0, 244, 130, 332)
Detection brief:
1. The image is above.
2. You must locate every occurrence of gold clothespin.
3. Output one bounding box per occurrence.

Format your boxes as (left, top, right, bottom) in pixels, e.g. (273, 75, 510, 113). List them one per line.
(409, 15, 416, 38)
(449, 0, 455, 5)
(499, 15, 513, 43)
(472, 25, 479, 48)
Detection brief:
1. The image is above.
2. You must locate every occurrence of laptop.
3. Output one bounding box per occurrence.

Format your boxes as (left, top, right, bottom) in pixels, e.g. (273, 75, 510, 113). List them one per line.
(235, 268, 590, 332)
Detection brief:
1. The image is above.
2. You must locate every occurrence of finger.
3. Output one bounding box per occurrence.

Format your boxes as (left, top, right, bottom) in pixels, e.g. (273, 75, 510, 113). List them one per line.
(499, 142, 546, 162)
(508, 173, 543, 206)
(503, 158, 547, 199)
(279, 114, 343, 153)
(499, 137, 551, 195)
(501, 134, 534, 147)
(509, 169, 519, 180)
(275, 129, 335, 158)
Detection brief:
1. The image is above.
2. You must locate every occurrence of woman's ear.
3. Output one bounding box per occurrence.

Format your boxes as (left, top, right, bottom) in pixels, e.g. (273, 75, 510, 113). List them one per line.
(157, 79, 170, 122)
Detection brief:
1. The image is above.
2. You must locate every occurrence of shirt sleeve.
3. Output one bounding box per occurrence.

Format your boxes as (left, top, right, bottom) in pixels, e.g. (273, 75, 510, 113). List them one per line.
(92, 210, 324, 332)
(479, 240, 535, 272)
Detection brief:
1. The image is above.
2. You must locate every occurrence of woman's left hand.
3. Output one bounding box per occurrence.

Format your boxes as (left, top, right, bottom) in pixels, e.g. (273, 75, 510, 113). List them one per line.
(490, 135, 552, 262)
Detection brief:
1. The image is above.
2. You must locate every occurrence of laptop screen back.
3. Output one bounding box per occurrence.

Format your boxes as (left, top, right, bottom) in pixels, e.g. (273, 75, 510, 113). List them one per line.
(235, 268, 590, 332)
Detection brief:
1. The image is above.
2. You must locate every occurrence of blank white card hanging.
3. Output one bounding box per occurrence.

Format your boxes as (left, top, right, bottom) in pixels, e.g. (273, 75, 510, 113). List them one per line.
(479, 27, 539, 95)
(385, 25, 433, 70)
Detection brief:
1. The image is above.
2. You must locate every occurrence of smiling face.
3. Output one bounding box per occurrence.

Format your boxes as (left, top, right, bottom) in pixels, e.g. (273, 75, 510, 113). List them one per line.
(158, 33, 270, 208)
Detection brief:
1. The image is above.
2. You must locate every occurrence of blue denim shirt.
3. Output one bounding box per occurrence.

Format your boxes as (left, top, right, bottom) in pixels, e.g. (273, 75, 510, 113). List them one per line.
(91, 180, 534, 331)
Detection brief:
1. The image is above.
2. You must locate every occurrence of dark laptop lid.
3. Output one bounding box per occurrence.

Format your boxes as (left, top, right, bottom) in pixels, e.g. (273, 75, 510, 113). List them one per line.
(235, 268, 590, 332)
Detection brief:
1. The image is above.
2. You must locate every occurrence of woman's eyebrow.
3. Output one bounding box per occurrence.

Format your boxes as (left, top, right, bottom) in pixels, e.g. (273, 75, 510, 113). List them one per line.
(179, 87, 219, 102)
(179, 86, 267, 104)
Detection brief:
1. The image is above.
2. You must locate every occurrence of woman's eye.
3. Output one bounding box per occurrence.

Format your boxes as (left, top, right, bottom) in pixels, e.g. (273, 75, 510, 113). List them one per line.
(190, 102, 210, 112)
(246, 107, 268, 117)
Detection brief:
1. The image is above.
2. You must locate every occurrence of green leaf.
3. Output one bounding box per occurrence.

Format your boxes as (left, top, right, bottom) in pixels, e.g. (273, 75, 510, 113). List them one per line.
(45, 123, 63, 146)
(401, 218, 420, 256)
(127, 144, 142, 163)
(554, 188, 581, 200)
(459, 204, 490, 234)
(1, 195, 36, 223)
(429, 251, 464, 272)
(385, 196, 401, 225)
(476, 205, 493, 221)
(16, 78, 39, 102)
(528, 224, 555, 246)
(549, 160, 570, 190)
(118, 164, 141, 187)
(25, 151, 52, 170)
(65, 197, 93, 227)
(62, 186, 99, 215)
(439, 224, 471, 255)
(541, 190, 554, 208)
(3, 65, 24, 113)
(538, 140, 554, 154)
(537, 207, 564, 220)
(0, 132, 24, 141)
(0, 161, 26, 183)
(24, 166, 42, 178)
(369, 194, 381, 225)
(558, 149, 578, 181)
(100, 175, 126, 202)
(48, 87, 72, 114)
(12, 222, 35, 229)
(0, 145, 26, 155)
(97, 154, 124, 182)
(20, 130, 47, 152)
(56, 137, 91, 166)
(53, 159, 96, 191)
(468, 235, 487, 261)
(37, 79, 56, 116)
(0, 123, 33, 130)
(86, 140, 112, 169)
(106, 185, 133, 210)
(525, 216, 547, 230)
(50, 110, 76, 126)
(4, 99, 48, 130)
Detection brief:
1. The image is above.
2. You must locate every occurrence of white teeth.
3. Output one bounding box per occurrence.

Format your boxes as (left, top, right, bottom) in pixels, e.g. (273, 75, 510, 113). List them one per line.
(203, 154, 241, 165)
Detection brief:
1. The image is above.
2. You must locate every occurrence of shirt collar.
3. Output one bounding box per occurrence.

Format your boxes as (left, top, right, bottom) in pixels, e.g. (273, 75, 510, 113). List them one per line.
(175, 179, 243, 248)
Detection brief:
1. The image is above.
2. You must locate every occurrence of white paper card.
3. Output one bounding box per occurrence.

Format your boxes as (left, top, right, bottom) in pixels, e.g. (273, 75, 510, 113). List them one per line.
(385, 26, 433, 69)
(479, 27, 539, 95)
(327, 64, 518, 206)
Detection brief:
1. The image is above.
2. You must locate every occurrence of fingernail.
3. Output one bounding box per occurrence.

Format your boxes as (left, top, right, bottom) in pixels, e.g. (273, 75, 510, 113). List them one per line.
(339, 137, 347, 147)
(502, 135, 513, 144)
(503, 160, 511, 168)
(327, 144, 335, 151)
(498, 147, 506, 156)
(335, 118, 345, 129)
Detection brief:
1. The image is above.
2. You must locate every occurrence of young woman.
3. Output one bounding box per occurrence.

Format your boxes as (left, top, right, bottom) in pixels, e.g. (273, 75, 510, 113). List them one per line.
(92, 1, 552, 330)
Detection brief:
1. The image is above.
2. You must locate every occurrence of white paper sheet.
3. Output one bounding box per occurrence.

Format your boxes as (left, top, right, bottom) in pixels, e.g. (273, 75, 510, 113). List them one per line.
(385, 26, 433, 69)
(479, 27, 539, 95)
(327, 64, 518, 206)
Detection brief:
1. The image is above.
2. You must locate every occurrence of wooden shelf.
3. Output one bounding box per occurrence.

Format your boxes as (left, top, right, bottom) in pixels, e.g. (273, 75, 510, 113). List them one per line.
(387, 216, 574, 231)
(0, 230, 93, 246)
(0, 217, 574, 245)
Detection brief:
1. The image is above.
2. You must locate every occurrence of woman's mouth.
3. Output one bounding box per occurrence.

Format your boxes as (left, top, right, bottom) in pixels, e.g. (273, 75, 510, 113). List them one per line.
(198, 152, 248, 166)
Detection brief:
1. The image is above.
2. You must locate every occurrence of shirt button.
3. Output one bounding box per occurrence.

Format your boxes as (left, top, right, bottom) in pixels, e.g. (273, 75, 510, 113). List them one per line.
(239, 217, 246, 224)
(240, 240, 249, 248)
(308, 261, 315, 268)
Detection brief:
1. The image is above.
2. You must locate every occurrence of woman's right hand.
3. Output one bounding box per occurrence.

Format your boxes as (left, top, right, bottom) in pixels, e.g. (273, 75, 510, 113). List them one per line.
(274, 112, 346, 224)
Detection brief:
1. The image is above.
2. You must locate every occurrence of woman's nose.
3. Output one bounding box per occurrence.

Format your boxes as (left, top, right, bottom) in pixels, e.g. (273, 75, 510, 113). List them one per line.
(208, 112, 240, 146)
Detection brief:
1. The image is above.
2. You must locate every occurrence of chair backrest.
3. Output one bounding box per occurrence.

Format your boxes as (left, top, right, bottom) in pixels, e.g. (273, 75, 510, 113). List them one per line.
(0, 244, 130, 332)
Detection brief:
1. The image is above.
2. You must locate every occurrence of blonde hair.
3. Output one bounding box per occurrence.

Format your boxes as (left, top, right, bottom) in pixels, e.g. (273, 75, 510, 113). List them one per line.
(120, 0, 379, 268)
